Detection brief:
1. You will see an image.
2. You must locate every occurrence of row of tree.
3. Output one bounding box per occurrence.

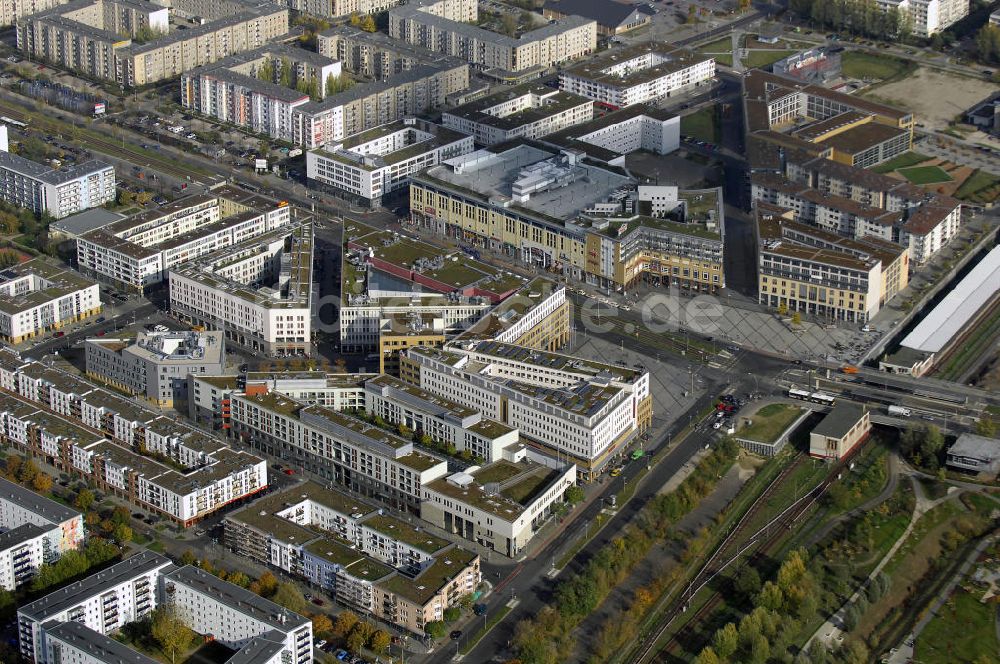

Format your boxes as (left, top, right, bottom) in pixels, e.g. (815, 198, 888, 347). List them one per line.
(788, 0, 912, 41)
(509, 438, 740, 664)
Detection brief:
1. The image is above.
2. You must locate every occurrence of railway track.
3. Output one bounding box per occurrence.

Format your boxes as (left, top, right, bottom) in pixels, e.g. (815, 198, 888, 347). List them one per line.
(630, 450, 859, 664)
(0, 99, 209, 182)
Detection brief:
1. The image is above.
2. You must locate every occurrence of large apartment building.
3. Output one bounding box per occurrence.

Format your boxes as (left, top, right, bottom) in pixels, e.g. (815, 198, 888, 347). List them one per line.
(168, 223, 313, 357)
(442, 83, 594, 145)
(180, 45, 342, 142)
(84, 330, 225, 407)
(0, 355, 267, 525)
(228, 388, 448, 513)
(224, 482, 481, 633)
(0, 478, 84, 591)
(388, 0, 596, 82)
(306, 119, 474, 207)
(755, 202, 909, 322)
(876, 0, 968, 37)
(17, 0, 289, 87)
(0, 151, 113, 219)
(289, 0, 400, 18)
(76, 186, 291, 292)
(0, 257, 102, 344)
(401, 340, 652, 479)
(18, 552, 174, 663)
(560, 42, 715, 108)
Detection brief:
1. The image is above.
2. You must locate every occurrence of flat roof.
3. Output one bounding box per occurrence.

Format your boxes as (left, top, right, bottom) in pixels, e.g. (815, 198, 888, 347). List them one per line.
(818, 122, 910, 155)
(949, 433, 1000, 462)
(811, 403, 865, 439)
(424, 459, 565, 520)
(380, 546, 477, 605)
(543, 0, 646, 26)
(543, 105, 676, 163)
(562, 42, 712, 89)
(0, 150, 111, 185)
(444, 84, 592, 132)
(227, 634, 287, 664)
(0, 257, 98, 315)
(49, 208, 124, 236)
(19, 551, 172, 622)
(901, 245, 1000, 353)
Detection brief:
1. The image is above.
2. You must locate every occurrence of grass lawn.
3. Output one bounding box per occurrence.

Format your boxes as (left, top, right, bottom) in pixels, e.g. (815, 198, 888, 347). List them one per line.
(915, 589, 998, 664)
(740, 403, 803, 443)
(680, 107, 720, 142)
(872, 151, 931, 174)
(954, 168, 1000, 200)
(841, 51, 914, 81)
(714, 53, 733, 67)
(695, 36, 733, 54)
(744, 50, 796, 68)
(897, 165, 954, 185)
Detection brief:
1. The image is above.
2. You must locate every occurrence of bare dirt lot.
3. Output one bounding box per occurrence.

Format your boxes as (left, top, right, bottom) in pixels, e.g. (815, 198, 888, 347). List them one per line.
(862, 68, 996, 130)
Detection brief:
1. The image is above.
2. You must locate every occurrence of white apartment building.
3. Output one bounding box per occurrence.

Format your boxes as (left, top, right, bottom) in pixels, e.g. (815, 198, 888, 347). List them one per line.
(187, 372, 375, 428)
(0, 478, 84, 591)
(560, 43, 715, 107)
(43, 621, 160, 664)
(77, 187, 291, 292)
(306, 119, 474, 207)
(546, 107, 681, 163)
(85, 331, 225, 407)
(181, 45, 342, 143)
(228, 389, 449, 513)
(421, 456, 577, 557)
(164, 565, 313, 664)
(364, 374, 518, 462)
(402, 340, 652, 477)
(388, 0, 596, 80)
(0, 257, 102, 344)
(877, 0, 969, 36)
(442, 84, 594, 145)
(0, 151, 114, 219)
(169, 223, 313, 356)
(18, 551, 174, 663)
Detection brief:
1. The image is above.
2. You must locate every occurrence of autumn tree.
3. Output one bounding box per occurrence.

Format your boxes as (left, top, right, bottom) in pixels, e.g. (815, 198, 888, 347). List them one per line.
(332, 611, 359, 638)
(32, 472, 53, 493)
(694, 647, 721, 664)
(258, 570, 279, 596)
(312, 614, 333, 636)
(272, 582, 307, 613)
(360, 14, 376, 32)
(369, 629, 390, 654)
(74, 488, 95, 511)
(151, 606, 195, 664)
(712, 622, 738, 660)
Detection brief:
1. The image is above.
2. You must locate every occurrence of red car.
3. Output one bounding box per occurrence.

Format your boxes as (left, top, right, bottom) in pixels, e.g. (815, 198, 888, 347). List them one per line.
(283, 468, 295, 475)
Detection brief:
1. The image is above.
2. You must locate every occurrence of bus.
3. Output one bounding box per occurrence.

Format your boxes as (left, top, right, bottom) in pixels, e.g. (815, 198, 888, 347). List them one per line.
(811, 392, 836, 406)
(788, 388, 811, 401)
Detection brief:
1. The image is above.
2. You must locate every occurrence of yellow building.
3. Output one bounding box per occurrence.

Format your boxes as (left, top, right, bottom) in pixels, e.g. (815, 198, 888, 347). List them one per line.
(378, 318, 446, 376)
(756, 203, 909, 323)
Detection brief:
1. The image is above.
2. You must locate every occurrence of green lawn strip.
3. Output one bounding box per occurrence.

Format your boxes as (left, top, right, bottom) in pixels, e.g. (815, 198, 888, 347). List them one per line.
(954, 168, 1000, 199)
(459, 605, 512, 655)
(872, 151, 932, 174)
(739, 403, 803, 443)
(882, 499, 964, 577)
(695, 36, 733, 54)
(714, 53, 733, 67)
(744, 50, 796, 68)
(915, 588, 998, 664)
(898, 165, 954, 185)
(935, 307, 1000, 381)
(841, 51, 914, 81)
(680, 107, 720, 143)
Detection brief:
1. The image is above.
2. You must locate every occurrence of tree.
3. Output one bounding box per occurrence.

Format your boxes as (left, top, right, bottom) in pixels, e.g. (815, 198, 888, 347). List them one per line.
(258, 570, 278, 596)
(135, 191, 153, 206)
(749, 634, 770, 664)
(349, 11, 361, 26)
(369, 629, 390, 654)
(17, 459, 38, 484)
(777, 302, 788, 316)
(712, 622, 738, 660)
(444, 606, 461, 622)
(757, 581, 783, 611)
(272, 582, 307, 613)
(32, 472, 53, 493)
(565, 485, 585, 504)
(360, 14, 376, 32)
(975, 417, 997, 438)
(694, 647, 721, 664)
(791, 311, 802, 326)
(151, 606, 195, 664)
(75, 488, 95, 511)
(180, 549, 197, 566)
(500, 13, 518, 36)
(425, 620, 447, 639)
(117, 189, 134, 207)
(312, 614, 333, 636)
(113, 524, 133, 544)
(734, 566, 761, 600)
(3, 456, 21, 481)
(346, 629, 367, 654)
(228, 571, 250, 588)
(332, 611, 359, 638)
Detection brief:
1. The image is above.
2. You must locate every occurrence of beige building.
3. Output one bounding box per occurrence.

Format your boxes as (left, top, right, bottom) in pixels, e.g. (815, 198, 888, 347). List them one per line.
(17, 0, 288, 87)
(389, 0, 596, 82)
(290, 0, 400, 18)
(809, 403, 870, 460)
